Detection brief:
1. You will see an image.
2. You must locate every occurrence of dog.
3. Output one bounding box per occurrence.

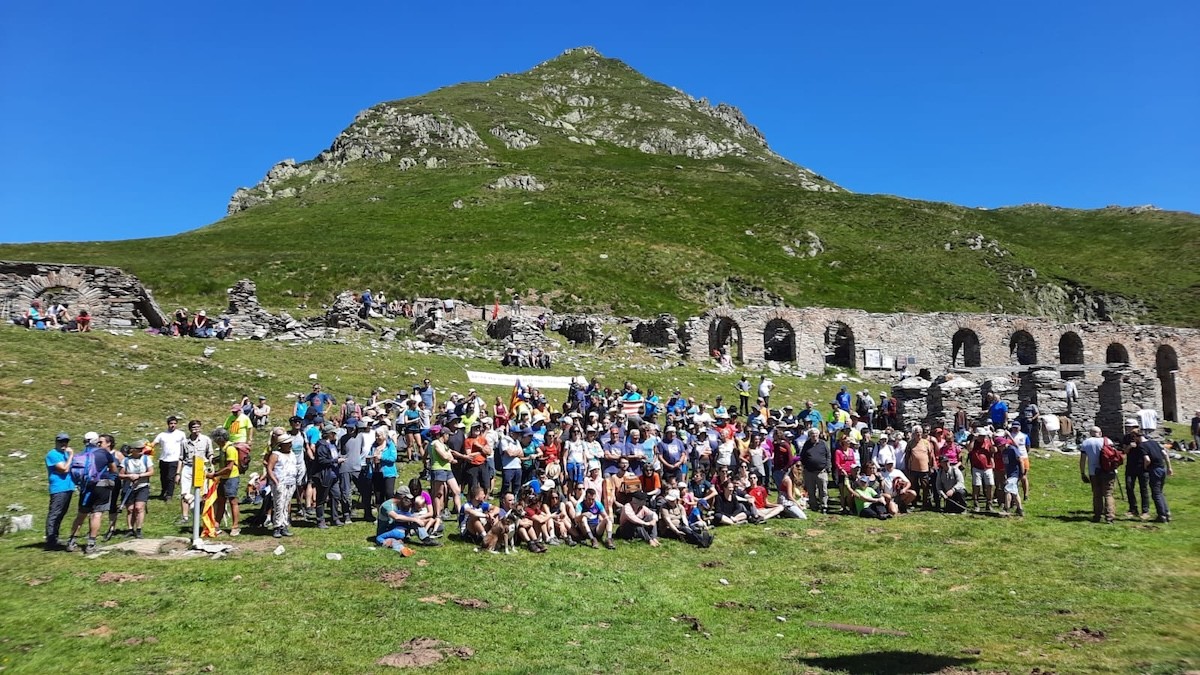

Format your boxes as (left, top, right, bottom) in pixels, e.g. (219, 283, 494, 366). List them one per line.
(482, 507, 521, 554)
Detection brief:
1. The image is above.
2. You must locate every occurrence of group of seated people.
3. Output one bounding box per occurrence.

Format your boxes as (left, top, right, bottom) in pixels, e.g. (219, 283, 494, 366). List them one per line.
(15, 300, 91, 331)
(166, 308, 230, 339)
(500, 346, 553, 369)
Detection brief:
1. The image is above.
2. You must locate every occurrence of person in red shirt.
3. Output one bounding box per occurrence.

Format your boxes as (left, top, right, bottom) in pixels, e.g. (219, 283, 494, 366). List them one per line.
(967, 431, 995, 512)
(991, 430, 1012, 509)
(745, 472, 785, 520)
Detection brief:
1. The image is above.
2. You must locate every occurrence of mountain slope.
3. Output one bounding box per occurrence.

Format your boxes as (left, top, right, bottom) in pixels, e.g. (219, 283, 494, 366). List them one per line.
(3, 47, 1198, 326)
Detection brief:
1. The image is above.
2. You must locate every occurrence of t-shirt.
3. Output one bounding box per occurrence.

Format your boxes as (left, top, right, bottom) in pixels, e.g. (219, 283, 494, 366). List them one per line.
(153, 429, 186, 462)
(377, 500, 401, 529)
(577, 500, 605, 525)
(988, 401, 1009, 427)
(46, 449, 74, 494)
(854, 486, 879, 513)
(1080, 437, 1104, 476)
(225, 413, 252, 444)
(748, 485, 768, 509)
(222, 443, 240, 479)
(123, 455, 153, 488)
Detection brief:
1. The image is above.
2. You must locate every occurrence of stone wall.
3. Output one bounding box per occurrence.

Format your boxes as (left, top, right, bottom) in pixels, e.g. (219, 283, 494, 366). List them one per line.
(683, 305, 1199, 426)
(0, 261, 168, 329)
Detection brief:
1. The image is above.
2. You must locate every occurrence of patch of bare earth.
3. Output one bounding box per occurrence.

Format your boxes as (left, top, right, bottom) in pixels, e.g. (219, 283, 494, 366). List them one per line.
(1059, 627, 1106, 646)
(377, 638, 474, 668)
(78, 625, 114, 638)
(97, 572, 147, 584)
(378, 570, 411, 588)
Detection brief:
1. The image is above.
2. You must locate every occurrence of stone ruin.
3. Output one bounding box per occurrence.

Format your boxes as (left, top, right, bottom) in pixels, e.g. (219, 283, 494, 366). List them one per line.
(0, 261, 168, 330)
(552, 314, 607, 347)
(486, 315, 550, 347)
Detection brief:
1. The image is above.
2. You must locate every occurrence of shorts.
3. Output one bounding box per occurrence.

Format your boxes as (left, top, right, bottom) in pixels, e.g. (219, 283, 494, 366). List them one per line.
(431, 469, 453, 483)
(971, 468, 994, 487)
(83, 485, 112, 514)
(129, 485, 150, 503)
(567, 462, 585, 484)
(1004, 477, 1019, 495)
(219, 477, 241, 500)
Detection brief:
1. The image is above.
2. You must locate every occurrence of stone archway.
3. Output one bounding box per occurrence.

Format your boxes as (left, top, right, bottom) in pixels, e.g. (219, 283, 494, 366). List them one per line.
(15, 270, 105, 321)
(952, 328, 982, 367)
(1157, 344, 1179, 422)
(1009, 330, 1038, 366)
(1105, 342, 1130, 365)
(763, 318, 795, 362)
(1059, 331, 1084, 378)
(709, 316, 743, 364)
(825, 321, 855, 370)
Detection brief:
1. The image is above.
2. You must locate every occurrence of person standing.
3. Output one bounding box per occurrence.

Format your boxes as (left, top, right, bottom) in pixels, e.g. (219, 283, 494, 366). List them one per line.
(267, 434, 299, 538)
(1079, 426, 1116, 524)
(65, 434, 118, 554)
(313, 422, 343, 527)
(119, 441, 154, 538)
(1191, 409, 1200, 452)
(758, 376, 774, 410)
(338, 420, 368, 521)
(178, 420, 213, 524)
(206, 428, 241, 536)
(1122, 421, 1150, 520)
(1137, 429, 1172, 523)
(44, 433, 75, 550)
(736, 376, 751, 416)
(152, 416, 186, 501)
(799, 428, 831, 514)
(224, 403, 254, 447)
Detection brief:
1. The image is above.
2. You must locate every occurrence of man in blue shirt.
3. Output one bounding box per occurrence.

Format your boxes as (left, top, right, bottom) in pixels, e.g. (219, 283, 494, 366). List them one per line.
(45, 432, 76, 550)
(836, 386, 851, 413)
(986, 393, 1009, 428)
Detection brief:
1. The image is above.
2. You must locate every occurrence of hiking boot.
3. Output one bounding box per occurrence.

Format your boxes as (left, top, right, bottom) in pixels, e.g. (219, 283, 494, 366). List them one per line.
(273, 529, 283, 538)
(317, 521, 329, 530)
(134, 529, 143, 539)
(65, 540, 78, 553)
(84, 543, 97, 555)
(420, 537, 442, 547)
(282, 528, 294, 537)
(229, 528, 240, 537)
(604, 539, 616, 550)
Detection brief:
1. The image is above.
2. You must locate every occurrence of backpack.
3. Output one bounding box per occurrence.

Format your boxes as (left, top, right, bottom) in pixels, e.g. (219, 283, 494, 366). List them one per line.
(235, 442, 253, 473)
(1099, 438, 1123, 473)
(69, 449, 98, 488)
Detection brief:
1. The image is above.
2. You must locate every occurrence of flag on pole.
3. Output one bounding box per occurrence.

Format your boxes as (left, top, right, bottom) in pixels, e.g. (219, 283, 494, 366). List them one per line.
(201, 481, 220, 537)
(509, 376, 524, 414)
(492, 299, 500, 320)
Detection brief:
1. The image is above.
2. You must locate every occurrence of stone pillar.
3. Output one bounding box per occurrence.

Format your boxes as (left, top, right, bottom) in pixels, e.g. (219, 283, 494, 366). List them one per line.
(892, 377, 931, 429)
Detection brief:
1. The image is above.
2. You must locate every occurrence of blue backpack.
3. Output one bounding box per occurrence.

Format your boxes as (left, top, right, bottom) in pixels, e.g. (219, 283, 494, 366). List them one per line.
(69, 449, 100, 488)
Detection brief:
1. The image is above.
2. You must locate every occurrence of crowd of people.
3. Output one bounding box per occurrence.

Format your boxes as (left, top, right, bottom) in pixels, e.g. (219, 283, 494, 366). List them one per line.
(43, 375, 1177, 554)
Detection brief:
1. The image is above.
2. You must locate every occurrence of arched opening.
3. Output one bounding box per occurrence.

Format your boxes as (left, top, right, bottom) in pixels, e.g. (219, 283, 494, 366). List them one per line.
(824, 321, 856, 370)
(1058, 332, 1084, 378)
(708, 317, 743, 364)
(1156, 345, 1179, 422)
(952, 329, 982, 367)
(1009, 330, 1038, 366)
(1105, 343, 1130, 365)
(763, 318, 795, 362)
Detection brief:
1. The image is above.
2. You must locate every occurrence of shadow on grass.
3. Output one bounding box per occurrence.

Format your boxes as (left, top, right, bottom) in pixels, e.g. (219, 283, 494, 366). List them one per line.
(1037, 512, 1103, 523)
(792, 650, 976, 675)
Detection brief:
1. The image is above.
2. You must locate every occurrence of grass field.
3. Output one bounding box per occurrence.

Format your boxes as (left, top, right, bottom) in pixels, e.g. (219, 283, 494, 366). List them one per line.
(0, 328, 1197, 674)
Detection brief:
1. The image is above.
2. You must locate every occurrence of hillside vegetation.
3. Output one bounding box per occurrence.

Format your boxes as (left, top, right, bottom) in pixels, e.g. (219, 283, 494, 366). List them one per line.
(2, 47, 1198, 326)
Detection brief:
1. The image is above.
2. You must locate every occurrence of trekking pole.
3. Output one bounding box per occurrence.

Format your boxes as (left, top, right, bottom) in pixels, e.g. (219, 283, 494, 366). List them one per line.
(105, 484, 136, 540)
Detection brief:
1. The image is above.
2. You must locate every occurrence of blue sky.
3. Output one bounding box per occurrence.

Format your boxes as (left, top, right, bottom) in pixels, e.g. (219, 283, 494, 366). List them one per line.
(1, 0, 1196, 243)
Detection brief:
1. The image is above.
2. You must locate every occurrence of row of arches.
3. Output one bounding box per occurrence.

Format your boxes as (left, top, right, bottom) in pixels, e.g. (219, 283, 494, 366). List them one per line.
(709, 316, 1182, 423)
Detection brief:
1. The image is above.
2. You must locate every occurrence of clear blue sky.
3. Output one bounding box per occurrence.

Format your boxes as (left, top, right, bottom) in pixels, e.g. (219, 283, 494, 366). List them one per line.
(1, 0, 1196, 243)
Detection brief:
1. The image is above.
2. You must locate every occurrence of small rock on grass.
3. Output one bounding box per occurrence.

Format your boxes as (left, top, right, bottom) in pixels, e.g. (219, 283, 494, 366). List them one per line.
(273, 545, 285, 556)
(326, 552, 343, 561)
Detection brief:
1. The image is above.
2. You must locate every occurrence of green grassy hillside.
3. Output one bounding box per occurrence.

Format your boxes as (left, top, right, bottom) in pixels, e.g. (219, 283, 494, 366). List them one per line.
(3, 47, 1198, 325)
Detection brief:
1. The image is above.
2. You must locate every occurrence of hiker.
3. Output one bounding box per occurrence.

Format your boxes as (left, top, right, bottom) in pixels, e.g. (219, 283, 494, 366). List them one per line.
(934, 455, 968, 513)
(119, 441, 154, 538)
(152, 416, 185, 501)
(224, 403, 253, 447)
(1122, 419, 1150, 519)
(1133, 428, 1173, 523)
(1079, 426, 1117, 524)
(799, 428, 830, 514)
(206, 428, 241, 536)
(44, 433, 76, 550)
(179, 420, 213, 524)
(967, 430, 995, 513)
(267, 433, 299, 538)
(65, 433, 118, 554)
(251, 396, 271, 430)
(375, 488, 440, 548)
(312, 422, 343, 527)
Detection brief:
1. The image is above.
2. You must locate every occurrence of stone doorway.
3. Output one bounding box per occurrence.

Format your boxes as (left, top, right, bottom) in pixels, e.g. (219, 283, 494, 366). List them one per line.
(1156, 345, 1179, 422)
(1105, 342, 1130, 365)
(709, 316, 743, 364)
(1059, 331, 1084, 378)
(763, 318, 796, 362)
(824, 321, 855, 370)
(1009, 330, 1038, 366)
(952, 328, 982, 367)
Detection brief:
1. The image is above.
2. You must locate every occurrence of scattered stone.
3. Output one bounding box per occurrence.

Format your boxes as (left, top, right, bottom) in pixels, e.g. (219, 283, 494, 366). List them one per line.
(325, 552, 343, 561)
(377, 637, 474, 669)
(273, 545, 285, 556)
(718, 578, 729, 586)
(97, 572, 147, 584)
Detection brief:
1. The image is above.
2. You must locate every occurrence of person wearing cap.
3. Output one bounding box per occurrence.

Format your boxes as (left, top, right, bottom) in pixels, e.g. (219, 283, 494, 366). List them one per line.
(224, 402, 253, 447)
(190, 309, 214, 338)
(1120, 419, 1150, 519)
(306, 422, 340, 527)
(118, 441, 154, 538)
(44, 432, 76, 550)
(758, 375, 775, 409)
(616, 490, 660, 547)
(933, 454, 968, 513)
(1079, 426, 1117, 523)
(266, 432, 300, 537)
(656, 425, 688, 484)
(399, 397, 422, 463)
(429, 425, 459, 520)
(966, 429, 996, 513)
(150, 417, 186, 502)
(799, 428, 831, 514)
(658, 488, 696, 544)
(1006, 421, 1031, 501)
(178, 420, 213, 524)
(375, 488, 440, 548)
(734, 376, 751, 416)
(64, 434, 119, 553)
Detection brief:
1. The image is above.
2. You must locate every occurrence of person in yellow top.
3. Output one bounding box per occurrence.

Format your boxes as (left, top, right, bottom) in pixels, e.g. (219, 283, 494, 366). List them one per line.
(224, 403, 254, 446)
(205, 427, 241, 536)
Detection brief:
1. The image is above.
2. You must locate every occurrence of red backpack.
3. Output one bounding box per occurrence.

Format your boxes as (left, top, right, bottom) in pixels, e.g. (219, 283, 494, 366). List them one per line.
(1099, 438, 1123, 473)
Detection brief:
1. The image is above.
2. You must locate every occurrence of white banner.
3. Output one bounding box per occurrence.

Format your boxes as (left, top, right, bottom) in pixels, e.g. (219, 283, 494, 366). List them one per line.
(465, 371, 576, 389)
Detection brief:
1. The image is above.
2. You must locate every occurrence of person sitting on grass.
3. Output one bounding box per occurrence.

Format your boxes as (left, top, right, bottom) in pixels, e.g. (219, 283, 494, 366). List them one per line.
(541, 482, 575, 546)
(880, 459, 918, 514)
(575, 488, 615, 549)
(712, 479, 754, 525)
(375, 487, 440, 549)
(854, 475, 892, 520)
(744, 472, 786, 521)
(519, 487, 551, 551)
(934, 454, 968, 513)
(459, 486, 494, 547)
(617, 491, 660, 547)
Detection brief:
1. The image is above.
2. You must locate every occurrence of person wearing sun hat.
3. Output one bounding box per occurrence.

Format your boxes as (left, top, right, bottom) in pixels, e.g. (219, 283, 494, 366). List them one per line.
(267, 432, 299, 538)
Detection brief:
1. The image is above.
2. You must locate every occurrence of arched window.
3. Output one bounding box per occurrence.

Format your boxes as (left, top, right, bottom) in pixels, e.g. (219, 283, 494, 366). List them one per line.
(952, 329, 982, 367)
